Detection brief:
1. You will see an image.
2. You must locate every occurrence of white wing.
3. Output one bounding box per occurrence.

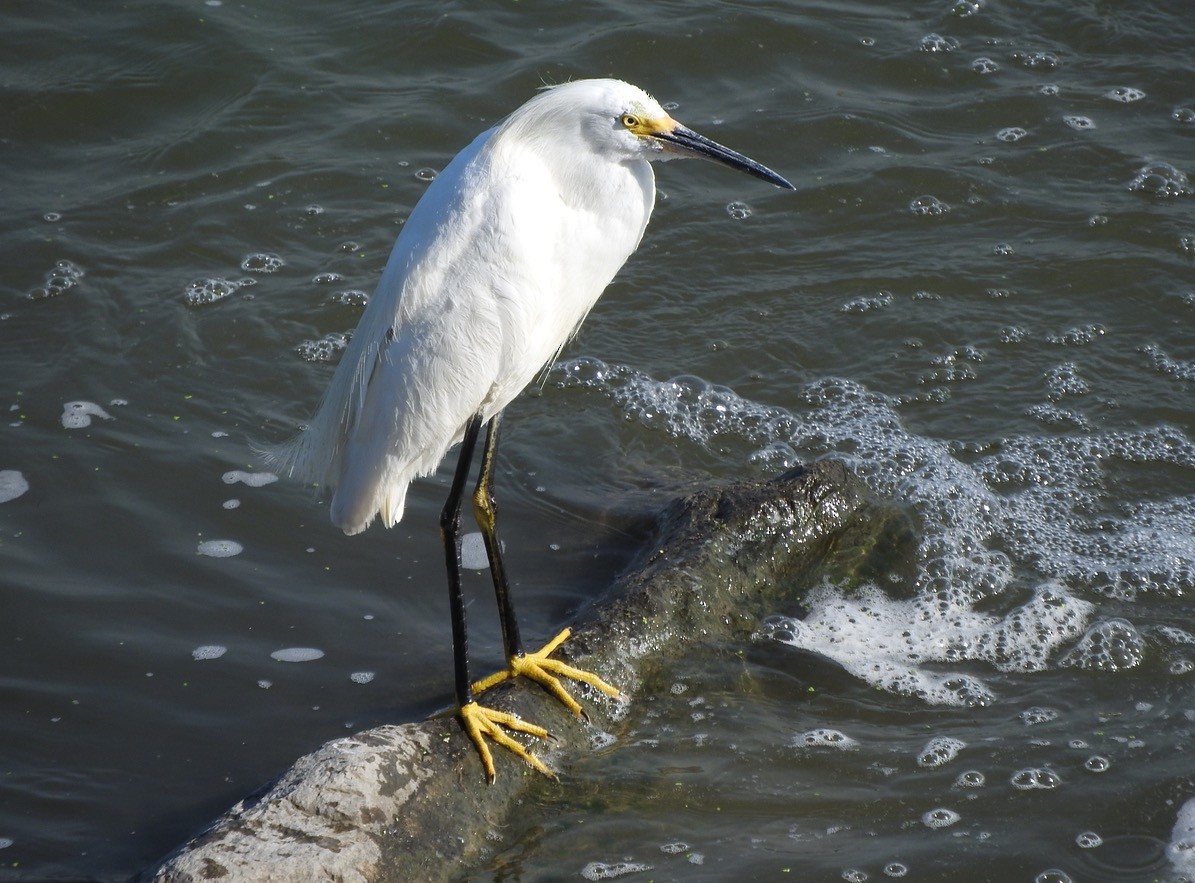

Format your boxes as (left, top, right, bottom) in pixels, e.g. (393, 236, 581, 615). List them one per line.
(270, 100, 654, 535)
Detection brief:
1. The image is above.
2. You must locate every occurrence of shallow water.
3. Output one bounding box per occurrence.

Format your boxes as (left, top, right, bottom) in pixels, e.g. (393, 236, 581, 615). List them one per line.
(2, 0, 1195, 880)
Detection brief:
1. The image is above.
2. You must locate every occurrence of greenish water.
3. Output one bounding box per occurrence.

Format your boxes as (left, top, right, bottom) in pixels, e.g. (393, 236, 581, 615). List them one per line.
(3, 1, 1195, 880)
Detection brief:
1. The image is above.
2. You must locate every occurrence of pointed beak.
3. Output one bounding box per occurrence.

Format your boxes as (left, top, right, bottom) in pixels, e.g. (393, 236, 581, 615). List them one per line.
(652, 123, 795, 190)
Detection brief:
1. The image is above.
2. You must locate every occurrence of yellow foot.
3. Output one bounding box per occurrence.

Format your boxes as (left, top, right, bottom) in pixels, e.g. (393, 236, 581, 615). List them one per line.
(459, 700, 554, 784)
(471, 627, 621, 718)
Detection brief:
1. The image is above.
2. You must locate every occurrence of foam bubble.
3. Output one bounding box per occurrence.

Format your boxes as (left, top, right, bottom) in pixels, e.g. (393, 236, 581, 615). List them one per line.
(331, 289, 369, 306)
(917, 736, 965, 767)
(1143, 344, 1195, 384)
(955, 770, 985, 788)
(297, 331, 351, 362)
(1064, 116, 1095, 130)
(1076, 831, 1103, 848)
(271, 647, 324, 663)
(223, 499, 241, 509)
(726, 201, 752, 220)
(1012, 51, 1058, 71)
(241, 253, 284, 273)
(1084, 755, 1111, 773)
(349, 671, 374, 684)
(1034, 871, 1072, 883)
(922, 808, 960, 828)
(1174, 108, 1195, 125)
(659, 842, 689, 855)
(971, 57, 998, 74)
(61, 401, 113, 429)
(28, 259, 83, 299)
(197, 539, 243, 558)
(0, 837, 11, 849)
(192, 645, 227, 660)
(793, 728, 859, 750)
(997, 127, 1028, 142)
(883, 863, 909, 877)
(1059, 619, 1144, 670)
(551, 362, 1195, 703)
(580, 861, 653, 880)
(909, 195, 951, 216)
(1105, 87, 1146, 103)
(919, 33, 960, 53)
(184, 276, 254, 306)
(1129, 162, 1192, 199)
(1011, 768, 1060, 790)
(0, 470, 29, 504)
(1019, 706, 1058, 726)
(222, 470, 279, 487)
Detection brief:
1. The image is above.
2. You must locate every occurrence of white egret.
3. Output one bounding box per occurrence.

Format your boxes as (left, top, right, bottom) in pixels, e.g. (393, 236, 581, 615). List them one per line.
(272, 78, 793, 782)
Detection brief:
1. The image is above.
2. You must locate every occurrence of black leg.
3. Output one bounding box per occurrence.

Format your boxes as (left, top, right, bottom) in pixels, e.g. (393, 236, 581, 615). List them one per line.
(472, 411, 526, 661)
(441, 412, 485, 709)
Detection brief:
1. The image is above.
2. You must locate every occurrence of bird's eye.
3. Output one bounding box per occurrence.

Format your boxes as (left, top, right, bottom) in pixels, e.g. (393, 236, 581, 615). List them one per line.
(620, 113, 641, 130)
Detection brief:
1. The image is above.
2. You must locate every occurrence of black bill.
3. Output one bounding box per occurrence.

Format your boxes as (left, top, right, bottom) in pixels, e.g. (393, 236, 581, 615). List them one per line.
(653, 124, 795, 190)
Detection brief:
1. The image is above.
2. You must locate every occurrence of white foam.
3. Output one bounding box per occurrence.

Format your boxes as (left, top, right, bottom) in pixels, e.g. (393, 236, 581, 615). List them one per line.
(551, 362, 1195, 705)
(271, 647, 324, 663)
(922, 808, 960, 829)
(197, 539, 242, 558)
(61, 401, 113, 429)
(0, 470, 29, 504)
(222, 470, 278, 487)
(192, 645, 227, 660)
(793, 728, 859, 750)
(580, 861, 653, 880)
(917, 736, 965, 767)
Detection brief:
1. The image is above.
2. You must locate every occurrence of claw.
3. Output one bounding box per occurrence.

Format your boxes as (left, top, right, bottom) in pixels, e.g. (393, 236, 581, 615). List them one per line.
(472, 627, 621, 718)
(459, 701, 555, 783)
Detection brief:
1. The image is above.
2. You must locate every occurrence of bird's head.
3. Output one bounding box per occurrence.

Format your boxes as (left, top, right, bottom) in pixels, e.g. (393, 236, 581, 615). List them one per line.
(509, 79, 795, 191)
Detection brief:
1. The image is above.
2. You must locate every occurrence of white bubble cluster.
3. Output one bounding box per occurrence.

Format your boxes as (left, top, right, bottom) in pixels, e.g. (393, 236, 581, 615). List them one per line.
(581, 861, 653, 880)
(28, 259, 83, 299)
(909, 195, 951, 216)
(197, 539, 243, 558)
(241, 253, 284, 273)
(184, 276, 254, 306)
(192, 645, 227, 660)
(917, 736, 965, 767)
(271, 647, 325, 662)
(297, 331, 352, 363)
(551, 362, 1195, 703)
(222, 470, 278, 487)
(919, 33, 960, 53)
(61, 401, 113, 429)
(1104, 86, 1146, 103)
(794, 728, 859, 750)
(922, 808, 960, 828)
(1018, 706, 1059, 726)
(1129, 162, 1191, 198)
(1011, 768, 1061, 790)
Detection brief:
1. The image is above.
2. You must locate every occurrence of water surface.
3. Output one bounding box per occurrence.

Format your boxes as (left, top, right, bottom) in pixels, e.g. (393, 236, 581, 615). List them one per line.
(2, 1, 1195, 880)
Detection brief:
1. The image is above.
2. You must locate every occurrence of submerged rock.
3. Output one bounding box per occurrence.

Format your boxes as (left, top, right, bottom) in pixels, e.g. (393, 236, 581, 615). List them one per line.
(144, 460, 883, 882)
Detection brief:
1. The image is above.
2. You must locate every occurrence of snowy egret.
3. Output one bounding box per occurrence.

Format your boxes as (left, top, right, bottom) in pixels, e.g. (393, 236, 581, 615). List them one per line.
(272, 78, 793, 782)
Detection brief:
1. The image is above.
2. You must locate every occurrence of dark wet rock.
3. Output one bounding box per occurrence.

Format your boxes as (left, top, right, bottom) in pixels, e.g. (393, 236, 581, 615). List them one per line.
(143, 460, 886, 882)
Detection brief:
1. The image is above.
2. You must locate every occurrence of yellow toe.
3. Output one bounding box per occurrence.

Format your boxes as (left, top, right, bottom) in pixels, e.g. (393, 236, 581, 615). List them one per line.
(459, 701, 554, 783)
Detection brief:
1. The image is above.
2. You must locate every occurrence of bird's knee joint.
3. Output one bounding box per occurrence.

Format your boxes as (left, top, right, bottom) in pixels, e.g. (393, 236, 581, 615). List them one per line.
(472, 487, 497, 530)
